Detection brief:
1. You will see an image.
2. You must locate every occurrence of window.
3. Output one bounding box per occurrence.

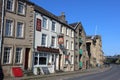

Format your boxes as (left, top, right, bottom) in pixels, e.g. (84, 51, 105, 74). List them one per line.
(6, 0, 14, 11)
(15, 48, 22, 64)
(66, 40, 69, 49)
(66, 28, 69, 35)
(71, 55, 74, 64)
(51, 21, 56, 32)
(71, 31, 74, 37)
(61, 25, 64, 34)
(34, 53, 47, 65)
(36, 18, 41, 31)
(42, 17, 47, 29)
(71, 41, 74, 50)
(51, 36, 55, 47)
(41, 34, 47, 46)
(16, 22, 24, 38)
(39, 57, 46, 65)
(3, 47, 11, 64)
(18, 1, 25, 15)
(5, 19, 13, 37)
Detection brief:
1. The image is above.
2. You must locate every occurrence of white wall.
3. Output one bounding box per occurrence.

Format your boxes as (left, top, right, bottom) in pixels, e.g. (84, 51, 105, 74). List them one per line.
(34, 12, 61, 49)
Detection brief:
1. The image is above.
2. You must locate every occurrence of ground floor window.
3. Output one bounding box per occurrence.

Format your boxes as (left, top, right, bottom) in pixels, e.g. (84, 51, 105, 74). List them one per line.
(34, 52, 47, 65)
(3, 47, 12, 64)
(34, 52, 57, 66)
(15, 47, 23, 64)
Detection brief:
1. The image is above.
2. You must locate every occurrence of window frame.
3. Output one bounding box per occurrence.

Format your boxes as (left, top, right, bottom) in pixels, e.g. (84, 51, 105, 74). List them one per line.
(34, 52, 48, 65)
(42, 17, 48, 29)
(5, 19, 14, 37)
(6, 0, 14, 12)
(3, 47, 12, 64)
(41, 34, 47, 46)
(51, 36, 56, 48)
(66, 40, 69, 49)
(15, 47, 23, 64)
(16, 21, 24, 38)
(17, 1, 26, 15)
(66, 28, 69, 36)
(51, 21, 56, 32)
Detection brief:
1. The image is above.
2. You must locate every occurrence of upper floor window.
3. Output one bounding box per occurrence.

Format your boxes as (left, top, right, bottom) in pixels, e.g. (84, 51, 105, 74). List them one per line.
(5, 19, 13, 37)
(51, 36, 56, 47)
(16, 22, 24, 38)
(41, 34, 47, 46)
(71, 31, 74, 37)
(15, 48, 22, 64)
(71, 41, 74, 50)
(3, 47, 11, 64)
(66, 40, 69, 49)
(51, 21, 56, 32)
(6, 0, 14, 11)
(61, 25, 64, 34)
(18, 1, 25, 15)
(66, 28, 69, 35)
(42, 17, 47, 29)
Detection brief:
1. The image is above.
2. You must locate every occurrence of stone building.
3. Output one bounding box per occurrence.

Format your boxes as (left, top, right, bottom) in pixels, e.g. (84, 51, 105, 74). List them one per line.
(1, 0, 34, 76)
(86, 35, 104, 67)
(70, 22, 89, 70)
(58, 13, 75, 71)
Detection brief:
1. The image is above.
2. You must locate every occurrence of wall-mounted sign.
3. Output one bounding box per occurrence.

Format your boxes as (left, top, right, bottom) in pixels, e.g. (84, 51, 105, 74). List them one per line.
(58, 36, 64, 44)
(36, 18, 41, 31)
(37, 46, 59, 53)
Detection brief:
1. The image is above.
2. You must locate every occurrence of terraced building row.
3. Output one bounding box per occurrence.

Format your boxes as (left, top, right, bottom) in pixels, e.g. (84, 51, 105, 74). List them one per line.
(0, 0, 104, 77)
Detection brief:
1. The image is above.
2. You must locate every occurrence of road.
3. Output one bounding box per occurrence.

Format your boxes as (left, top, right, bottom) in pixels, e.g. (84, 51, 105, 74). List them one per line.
(65, 64, 120, 80)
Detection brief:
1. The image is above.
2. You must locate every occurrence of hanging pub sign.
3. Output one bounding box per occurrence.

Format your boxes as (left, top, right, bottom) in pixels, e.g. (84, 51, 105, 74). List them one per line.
(58, 36, 64, 44)
(36, 18, 41, 31)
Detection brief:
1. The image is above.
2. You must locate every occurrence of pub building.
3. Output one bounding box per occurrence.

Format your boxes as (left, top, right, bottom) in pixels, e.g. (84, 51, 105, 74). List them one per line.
(33, 5, 61, 74)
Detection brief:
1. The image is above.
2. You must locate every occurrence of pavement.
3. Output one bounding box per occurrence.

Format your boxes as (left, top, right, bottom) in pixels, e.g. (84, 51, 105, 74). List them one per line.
(4, 66, 111, 80)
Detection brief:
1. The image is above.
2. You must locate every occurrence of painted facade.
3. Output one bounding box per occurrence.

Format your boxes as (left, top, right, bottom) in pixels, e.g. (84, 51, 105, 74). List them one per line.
(33, 10, 61, 74)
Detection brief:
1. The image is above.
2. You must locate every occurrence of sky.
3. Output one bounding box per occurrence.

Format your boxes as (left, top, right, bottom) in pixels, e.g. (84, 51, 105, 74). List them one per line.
(30, 0, 120, 56)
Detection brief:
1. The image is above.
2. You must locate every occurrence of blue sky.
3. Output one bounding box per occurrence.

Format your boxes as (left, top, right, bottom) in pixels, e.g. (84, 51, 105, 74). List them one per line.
(31, 0, 120, 56)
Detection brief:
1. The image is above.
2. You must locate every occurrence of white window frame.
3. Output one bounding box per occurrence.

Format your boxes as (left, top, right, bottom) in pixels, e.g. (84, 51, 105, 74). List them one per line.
(66, 28, 69, 36)
(66, 40, 69, 49)
(51, 21, 56, 32)
(71, 41, 74, 50)
(6, 0, 14, 11)
(34, 52, 48, 66)
(18, 1, 25, 15)
(61, 25, 64, 34)
(41, 34, 47, 46)
(15, 47, 23, 64)
(3, 47, 12, 64)
(51, 36, 56, 48)
(16, 22, 24, 38)
(42, 17, 48, 29)
(71, 31, 74, 37)
(71, 55, 74, 64)
(5, 19, 13, 37)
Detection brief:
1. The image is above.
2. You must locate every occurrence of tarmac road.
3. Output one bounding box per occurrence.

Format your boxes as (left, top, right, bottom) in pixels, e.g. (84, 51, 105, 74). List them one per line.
(65, 64, 120, 80)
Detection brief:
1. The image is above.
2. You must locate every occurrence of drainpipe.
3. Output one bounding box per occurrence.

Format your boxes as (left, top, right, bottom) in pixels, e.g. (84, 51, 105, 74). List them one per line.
(0, 0, 5, 60)
(32, 11, 36, 71)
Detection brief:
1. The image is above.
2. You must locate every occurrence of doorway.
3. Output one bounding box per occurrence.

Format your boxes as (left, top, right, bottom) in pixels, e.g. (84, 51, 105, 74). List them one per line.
(24, 48, 30, 70)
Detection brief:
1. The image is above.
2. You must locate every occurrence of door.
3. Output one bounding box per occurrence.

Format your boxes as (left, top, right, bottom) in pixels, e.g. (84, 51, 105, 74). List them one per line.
(24, 48, 30, 70)
(59, 54, 62, 70)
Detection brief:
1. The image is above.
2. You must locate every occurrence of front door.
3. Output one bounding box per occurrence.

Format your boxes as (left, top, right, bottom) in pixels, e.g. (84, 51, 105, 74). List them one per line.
(24, 48, 30, 70)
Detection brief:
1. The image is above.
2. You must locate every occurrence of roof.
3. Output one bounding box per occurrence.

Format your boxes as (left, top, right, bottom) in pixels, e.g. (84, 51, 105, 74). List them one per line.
(34, 4, 74, 30)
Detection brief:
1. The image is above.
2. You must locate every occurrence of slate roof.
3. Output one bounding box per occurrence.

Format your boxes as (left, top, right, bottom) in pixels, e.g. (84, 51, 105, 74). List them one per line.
(34, 4, 74, 30)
